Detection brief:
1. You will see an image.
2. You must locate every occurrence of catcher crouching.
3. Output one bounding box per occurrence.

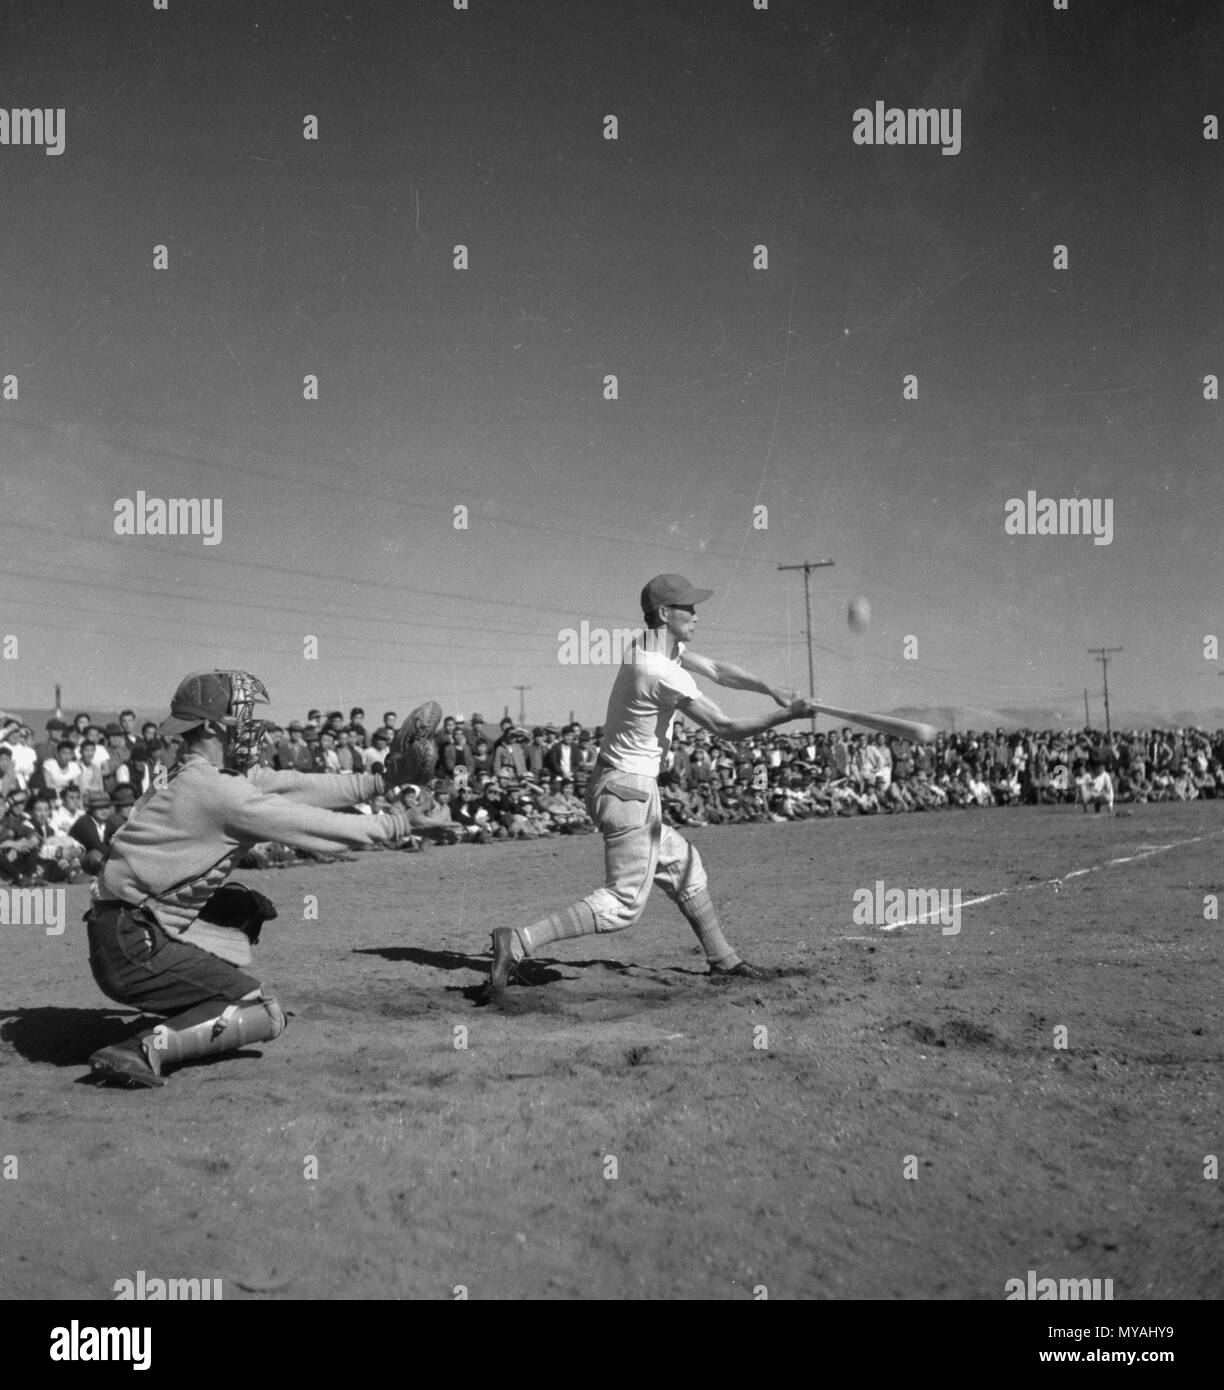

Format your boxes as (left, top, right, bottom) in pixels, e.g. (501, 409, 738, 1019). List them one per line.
(84, 670, 439, 1088)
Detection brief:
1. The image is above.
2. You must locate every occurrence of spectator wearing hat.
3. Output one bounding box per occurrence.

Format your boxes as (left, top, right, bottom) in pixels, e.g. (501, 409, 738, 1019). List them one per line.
(276, 721, 314, 773)
(70, 791, 115, 873)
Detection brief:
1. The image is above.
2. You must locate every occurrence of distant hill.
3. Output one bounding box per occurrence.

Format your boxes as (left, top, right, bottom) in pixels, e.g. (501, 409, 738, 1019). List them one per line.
(890, 705, 1224, 734)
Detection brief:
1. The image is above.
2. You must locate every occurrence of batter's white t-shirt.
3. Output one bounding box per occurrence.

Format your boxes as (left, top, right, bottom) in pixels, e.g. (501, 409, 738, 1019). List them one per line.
(598, 639, 701, 778)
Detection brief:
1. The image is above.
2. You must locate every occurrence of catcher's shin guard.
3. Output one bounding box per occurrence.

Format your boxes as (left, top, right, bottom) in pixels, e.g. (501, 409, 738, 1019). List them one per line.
(148, 989, 287, 1072)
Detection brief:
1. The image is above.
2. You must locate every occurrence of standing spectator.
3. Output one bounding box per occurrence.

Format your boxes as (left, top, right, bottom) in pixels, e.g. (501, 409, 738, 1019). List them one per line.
(491, 715, 516, 754)
(442, 726, 475, 779)
(348, 707, 368, 740)
(574, 730, 598, 797)
(493, 729, 528, 784)
(544, 726, 579, 783)
(6, 726, 38, 785)
(118, 710, 139, 750)
(526, 728, 548, 780)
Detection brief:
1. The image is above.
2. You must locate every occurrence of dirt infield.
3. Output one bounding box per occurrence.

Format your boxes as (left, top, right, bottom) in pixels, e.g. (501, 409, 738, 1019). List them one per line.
(2, 802, 1222, 1301)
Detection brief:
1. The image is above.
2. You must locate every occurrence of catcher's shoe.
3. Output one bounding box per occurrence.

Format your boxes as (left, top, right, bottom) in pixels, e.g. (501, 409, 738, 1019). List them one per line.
(384, 701, 443, 787)
(88, 1043, 166, 1089)
(487, 927, 522, 993)
(708, 959, 772, 981)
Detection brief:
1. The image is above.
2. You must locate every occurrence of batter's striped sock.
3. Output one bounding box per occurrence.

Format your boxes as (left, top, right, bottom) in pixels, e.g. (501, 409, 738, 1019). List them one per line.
(517, 901, 598, 957)
(678, 888, 739, 968)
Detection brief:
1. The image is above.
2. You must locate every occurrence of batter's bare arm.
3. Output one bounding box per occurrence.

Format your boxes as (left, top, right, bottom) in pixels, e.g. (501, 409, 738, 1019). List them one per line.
(679, 650, 797, 708)
(678, 691, 815, 741)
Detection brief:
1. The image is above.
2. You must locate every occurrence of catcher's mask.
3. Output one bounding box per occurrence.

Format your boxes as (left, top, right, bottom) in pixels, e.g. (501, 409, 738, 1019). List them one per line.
(161, 670, 271, 773)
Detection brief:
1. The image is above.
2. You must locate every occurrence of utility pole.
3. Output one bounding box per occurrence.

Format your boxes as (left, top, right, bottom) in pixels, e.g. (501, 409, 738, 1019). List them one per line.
(778, 559, 835, 733)
(513, 685, 531, 725)
(1088, 647, 1122, 737)
(1083, 688, 1090, 727)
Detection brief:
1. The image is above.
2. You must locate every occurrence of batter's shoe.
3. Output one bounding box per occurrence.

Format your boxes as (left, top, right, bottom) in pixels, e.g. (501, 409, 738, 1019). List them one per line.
(88, 1043, 166, 1089)
(487, 927, 522, 993)
(708, 959, 773, 981)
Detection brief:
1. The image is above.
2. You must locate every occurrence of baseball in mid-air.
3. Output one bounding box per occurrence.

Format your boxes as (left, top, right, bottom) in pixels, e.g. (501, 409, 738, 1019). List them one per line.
(847, 595, 871, 633)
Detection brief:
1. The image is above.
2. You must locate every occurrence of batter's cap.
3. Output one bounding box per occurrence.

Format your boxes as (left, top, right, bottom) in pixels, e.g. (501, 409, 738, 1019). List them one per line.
(159, 671, 240, 736)
(640, 573, 713, 615)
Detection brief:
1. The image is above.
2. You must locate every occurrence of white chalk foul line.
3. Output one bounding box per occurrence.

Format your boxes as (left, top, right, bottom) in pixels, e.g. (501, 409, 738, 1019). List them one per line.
(848, 827, 1224, 936)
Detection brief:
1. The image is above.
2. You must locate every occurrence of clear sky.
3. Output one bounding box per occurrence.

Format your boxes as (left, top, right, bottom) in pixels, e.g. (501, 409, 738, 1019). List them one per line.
(2, 0, 1222, 732)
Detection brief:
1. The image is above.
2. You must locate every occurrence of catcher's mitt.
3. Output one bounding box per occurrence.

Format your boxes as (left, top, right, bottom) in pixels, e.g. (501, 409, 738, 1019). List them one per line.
(383, 700, 442, 787)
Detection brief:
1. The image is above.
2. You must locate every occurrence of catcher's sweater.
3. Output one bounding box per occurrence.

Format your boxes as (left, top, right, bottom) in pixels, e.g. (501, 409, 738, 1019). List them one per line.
(94, 755, 400, 966)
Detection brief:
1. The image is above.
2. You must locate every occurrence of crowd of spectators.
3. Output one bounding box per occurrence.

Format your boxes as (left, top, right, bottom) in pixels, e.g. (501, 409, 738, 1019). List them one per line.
(3, 705, 1221, 886)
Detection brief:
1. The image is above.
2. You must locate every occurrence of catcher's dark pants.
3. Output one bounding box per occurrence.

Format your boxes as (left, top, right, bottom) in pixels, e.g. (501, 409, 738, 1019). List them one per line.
(87, 895, 262, 1018)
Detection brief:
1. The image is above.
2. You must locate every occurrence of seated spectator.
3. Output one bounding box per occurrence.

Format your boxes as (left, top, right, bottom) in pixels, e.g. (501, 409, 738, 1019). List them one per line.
(51, 785, 84, 835)
(29, 794, 89, 882)
(0, 791, 41, 885)
(449, 785, 493, 843)
(104, 785, 139, 840)
(1077, 761, 1115, 813)
(277, 721, 314, 773)
(0, 743, 24, 799)
(69, 791, 116, 874)
(36, 740, 82, 799)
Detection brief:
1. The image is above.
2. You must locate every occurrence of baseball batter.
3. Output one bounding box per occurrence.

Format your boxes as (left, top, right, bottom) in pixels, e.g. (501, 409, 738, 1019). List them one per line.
(488, 574, 818, 993)
(85, 670, 439, 1087)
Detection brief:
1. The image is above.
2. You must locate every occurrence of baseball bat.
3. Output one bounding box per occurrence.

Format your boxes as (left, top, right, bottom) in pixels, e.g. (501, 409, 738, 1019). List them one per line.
(808, 702, 937, 744)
